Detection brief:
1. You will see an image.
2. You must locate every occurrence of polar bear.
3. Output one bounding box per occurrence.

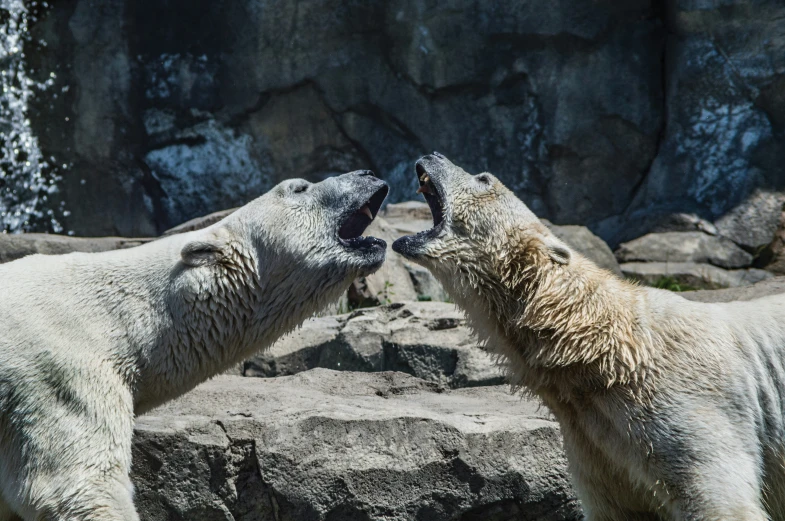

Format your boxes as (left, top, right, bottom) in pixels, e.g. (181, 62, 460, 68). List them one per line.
(0, 171, 388, 520)
(393, 153, 785, 521)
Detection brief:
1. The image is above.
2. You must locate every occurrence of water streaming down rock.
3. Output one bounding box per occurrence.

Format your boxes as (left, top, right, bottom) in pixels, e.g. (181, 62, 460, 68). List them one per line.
(0, 0, 62, 233)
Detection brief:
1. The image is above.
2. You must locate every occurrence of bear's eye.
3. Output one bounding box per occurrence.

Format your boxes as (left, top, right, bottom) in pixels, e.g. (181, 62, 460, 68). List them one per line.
(292, 183, 309, 194)
(477, 174, 492, 185)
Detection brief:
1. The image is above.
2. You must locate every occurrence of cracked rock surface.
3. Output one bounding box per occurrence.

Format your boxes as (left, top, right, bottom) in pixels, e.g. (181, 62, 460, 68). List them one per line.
(244, 301, 504, 389)
(132, 370, 581, 521)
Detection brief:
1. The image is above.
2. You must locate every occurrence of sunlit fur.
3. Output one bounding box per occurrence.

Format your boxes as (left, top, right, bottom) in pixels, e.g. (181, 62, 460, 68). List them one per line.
(399, 155, 785, 521)
(0, 173, 385, 521)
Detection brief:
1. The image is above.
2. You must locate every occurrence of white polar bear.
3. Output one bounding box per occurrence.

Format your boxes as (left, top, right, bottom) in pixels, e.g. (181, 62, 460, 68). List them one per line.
(0, 171, 388, 520)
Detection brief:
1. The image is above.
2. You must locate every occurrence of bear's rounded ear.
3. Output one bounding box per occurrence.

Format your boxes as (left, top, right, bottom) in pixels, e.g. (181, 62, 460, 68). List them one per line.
(542, 235, 571, 265)
(181, 227, 233, 267)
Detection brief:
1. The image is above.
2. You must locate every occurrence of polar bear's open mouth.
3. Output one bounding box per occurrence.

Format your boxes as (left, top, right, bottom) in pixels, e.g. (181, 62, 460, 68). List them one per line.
(338, 185, 388, 249)
(391, 156, 450, 258)
(415, 162, 445, 230)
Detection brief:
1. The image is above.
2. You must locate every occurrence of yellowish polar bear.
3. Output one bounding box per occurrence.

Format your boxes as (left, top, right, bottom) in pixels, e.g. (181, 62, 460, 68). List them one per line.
(393, 153, 785, 521)
(0, 171, 388, 520)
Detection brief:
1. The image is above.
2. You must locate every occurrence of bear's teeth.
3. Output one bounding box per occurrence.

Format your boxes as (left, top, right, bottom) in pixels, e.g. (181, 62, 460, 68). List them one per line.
(360, 205, 373, 219)
(420, 174, 430, 183)
(416, 183, 431, 195)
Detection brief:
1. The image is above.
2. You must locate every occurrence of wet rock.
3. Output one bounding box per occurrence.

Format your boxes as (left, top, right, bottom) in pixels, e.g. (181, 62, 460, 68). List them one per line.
(620, 261, 773, 290)
(616, 232, 753, 269)
(244, 302, 503, 389)
(133, 370, 581, 521)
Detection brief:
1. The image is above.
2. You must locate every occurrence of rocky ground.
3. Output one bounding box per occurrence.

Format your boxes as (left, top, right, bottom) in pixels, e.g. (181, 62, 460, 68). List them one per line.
(133, 370, 581, 521)
(4, 202, 785, 519)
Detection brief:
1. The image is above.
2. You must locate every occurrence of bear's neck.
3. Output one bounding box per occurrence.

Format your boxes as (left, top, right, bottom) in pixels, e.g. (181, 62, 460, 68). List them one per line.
(133, 243, 344, 413)
(482, 250, 655, 399)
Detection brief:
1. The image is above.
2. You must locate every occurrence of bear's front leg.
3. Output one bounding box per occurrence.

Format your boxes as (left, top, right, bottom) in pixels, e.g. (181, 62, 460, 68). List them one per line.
(0, 367, 138, 521)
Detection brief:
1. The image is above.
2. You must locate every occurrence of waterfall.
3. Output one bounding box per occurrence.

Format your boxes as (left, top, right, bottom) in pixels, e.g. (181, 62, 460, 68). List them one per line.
(0, 0, 62, 233)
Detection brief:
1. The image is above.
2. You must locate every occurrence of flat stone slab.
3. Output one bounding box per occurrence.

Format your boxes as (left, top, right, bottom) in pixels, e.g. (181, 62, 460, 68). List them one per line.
(615, 231, 752, 269)
(0, 234, 151, 264)
(682, 276, 785, 303)
(620, 261, 773, 289)
(133, 370, 580, 521)
(245, 302, 505, 389)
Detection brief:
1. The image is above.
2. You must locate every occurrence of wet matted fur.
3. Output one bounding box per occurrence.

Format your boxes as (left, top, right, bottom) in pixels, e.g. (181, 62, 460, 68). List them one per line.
(394, 153, 785, 521)
(0, 171, 387, 520)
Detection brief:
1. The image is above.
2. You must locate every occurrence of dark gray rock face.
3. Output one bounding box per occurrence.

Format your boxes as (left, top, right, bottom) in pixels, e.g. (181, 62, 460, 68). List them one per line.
(14, 1, 785, 260)
(21, 0, 664, 236)
(245, 302, 504, 389)
(132, 371, 581, 521)
(597, 1, 785, 248)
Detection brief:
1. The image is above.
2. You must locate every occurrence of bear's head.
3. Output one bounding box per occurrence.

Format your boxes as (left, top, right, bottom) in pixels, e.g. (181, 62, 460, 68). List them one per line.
(392, 153, 573, 304)
(179, 170, 389, 309)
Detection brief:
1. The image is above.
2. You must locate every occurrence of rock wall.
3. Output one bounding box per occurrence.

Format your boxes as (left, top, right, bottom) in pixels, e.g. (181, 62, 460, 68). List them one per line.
(9, 0, 782, 243)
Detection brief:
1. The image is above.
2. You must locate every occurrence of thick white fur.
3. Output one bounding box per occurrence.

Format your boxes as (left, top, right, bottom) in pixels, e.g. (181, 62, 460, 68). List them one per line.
(401, 155, 785, 521)
(0, 175, 383, 520)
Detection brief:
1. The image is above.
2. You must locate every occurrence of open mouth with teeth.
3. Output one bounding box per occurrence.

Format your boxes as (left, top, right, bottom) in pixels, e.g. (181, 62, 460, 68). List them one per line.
(338, 184, 389, 250)
(416, 163, 445, 230)
(391, 160, 447, 258)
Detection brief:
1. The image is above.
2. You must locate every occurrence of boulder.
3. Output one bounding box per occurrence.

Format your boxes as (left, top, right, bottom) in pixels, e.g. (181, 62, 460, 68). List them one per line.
(620, 262, 773, 290)
(160, 207, 237, 236)
(132, 371, 581, 521)
(348, 217, 419, 307)
(759, 208, 785, 275)
(682, 276, 785, 304)
(0, 233, 150, 264)
(244, 301, 503, 389)
(382, 201, 433, 222)
(403, 262, 452, 303)
(615, 232, 752, 269)
(714, 190, 785, 251)
(542, 221, 622, 277)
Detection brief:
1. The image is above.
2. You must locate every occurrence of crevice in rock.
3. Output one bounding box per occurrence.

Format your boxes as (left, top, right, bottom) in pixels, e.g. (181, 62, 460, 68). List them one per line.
(310, 81, 380, 174)
(136, 157, 169, 234)
(226, 79, 318, 128)
(601, 0, 672, 232)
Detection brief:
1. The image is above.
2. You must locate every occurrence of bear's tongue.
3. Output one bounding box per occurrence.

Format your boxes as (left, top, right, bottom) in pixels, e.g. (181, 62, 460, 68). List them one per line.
(339, 205, 373, 240)
(413, 163, 443, 227)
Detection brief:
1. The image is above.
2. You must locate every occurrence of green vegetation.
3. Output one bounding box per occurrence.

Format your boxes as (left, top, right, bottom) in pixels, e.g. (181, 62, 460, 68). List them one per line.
(376, 281, 395, 305)
(652, 276, 695, 292)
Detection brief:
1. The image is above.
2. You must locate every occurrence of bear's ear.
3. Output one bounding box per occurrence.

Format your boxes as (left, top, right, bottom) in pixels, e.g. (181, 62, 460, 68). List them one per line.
(542, 235, 571, 265)
(181, 227, 233, 267)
